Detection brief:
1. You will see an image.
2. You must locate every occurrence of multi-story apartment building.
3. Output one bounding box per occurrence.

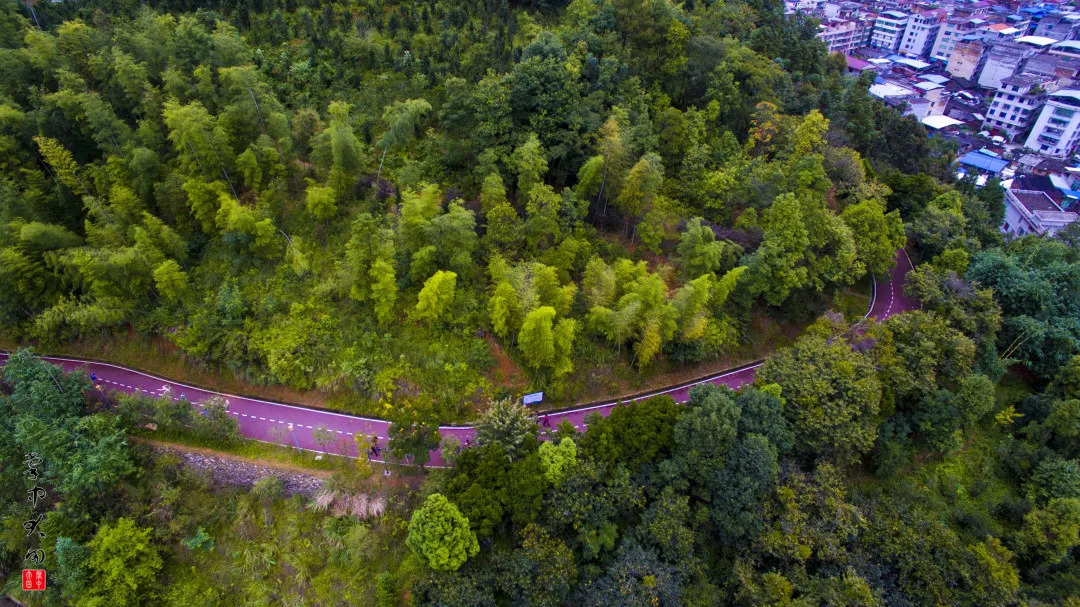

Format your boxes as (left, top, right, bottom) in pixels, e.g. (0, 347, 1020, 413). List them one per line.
(1003, 189, 1078, 237)
(984, 74, 1050, 141)
(872, 10, 910, 52)
(953, 2, 989, 20)
(822, 1, 862, 20)
(978, 41, 1038, 89)
(818, 18, 869, 54)
(932, 17, 988, 62)
(947, 38, 985, 79)
(900, 8, 947, 57)
(1025, 90, 1080, 158)
(1034, 12, 1080, 41)
(785, 0, 827, 13)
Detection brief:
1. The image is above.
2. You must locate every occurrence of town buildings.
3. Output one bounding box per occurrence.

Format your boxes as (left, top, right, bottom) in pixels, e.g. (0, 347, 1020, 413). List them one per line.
(1003, 188, 1078, 235)
(802, 1, 1080, 164)
(900, 9, 948, 57)
(1033, 12, 1080, 41)
(947, 39, 986, 79)
(820, 19, 870, 54)
(978, 41, 1037, 89)
(872, 11, 911, 52)
(984, 74, 1050, 141)
(1025, 90, 1080, 158)
(932, 17, 988, 61)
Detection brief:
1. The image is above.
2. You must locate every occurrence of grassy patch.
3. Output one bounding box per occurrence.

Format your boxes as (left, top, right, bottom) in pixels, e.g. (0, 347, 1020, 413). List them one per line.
(834, 274, 874, 322)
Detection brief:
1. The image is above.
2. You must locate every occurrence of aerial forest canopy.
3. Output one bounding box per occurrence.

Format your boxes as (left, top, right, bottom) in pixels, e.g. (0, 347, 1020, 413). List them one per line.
(0, 0, 938, 417)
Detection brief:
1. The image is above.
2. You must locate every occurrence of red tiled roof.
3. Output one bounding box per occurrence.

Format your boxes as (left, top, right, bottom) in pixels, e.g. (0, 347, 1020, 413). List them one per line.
(846, 56, 874, 70)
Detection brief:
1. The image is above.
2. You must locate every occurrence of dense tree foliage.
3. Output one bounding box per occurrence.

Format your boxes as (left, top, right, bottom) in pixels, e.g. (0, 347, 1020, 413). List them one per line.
(0, 0, 943, 415)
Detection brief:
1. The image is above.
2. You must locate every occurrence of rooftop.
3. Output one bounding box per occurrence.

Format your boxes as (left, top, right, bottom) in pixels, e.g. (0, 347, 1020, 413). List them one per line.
(1049, 89, 1080, 102)
(1000, 74, 1044, 87)
(920, 74, 950, 84)
(845, 56, 875, 71)
(959, 151, 1010, 173)
(1010, 174, 1064, 203)
(1016, 35, 1059, 47)
(889, 56, 932, 70)
(869, 82, 916, 98)
(1011, 189, 1062, 213)
(922, 115, 964, 129)
(1037, 157, 1071, 173)
(987, 42, 1034, 59)
(1018, 153, 1044, 168)
(987, 24, 1021, 34)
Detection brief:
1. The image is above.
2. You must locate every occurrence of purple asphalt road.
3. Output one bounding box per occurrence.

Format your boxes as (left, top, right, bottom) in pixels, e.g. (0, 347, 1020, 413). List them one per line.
(0, 250, 919, 467)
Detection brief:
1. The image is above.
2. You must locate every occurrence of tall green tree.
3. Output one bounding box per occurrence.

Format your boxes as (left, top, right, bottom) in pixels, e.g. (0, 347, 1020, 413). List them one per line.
(759, 332, 882, 463)
(377, 98, 432, 181)
(406, 493, 480, 572)
(81, 518, 163, 607)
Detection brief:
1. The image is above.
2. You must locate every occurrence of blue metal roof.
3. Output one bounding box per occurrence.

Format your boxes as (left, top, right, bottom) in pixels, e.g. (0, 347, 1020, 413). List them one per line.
(1061, 190, 1080, 206)
(958, 151, 1009, 173)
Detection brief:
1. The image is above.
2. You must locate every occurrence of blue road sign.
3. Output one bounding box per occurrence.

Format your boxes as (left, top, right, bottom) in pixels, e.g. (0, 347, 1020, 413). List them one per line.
(523, 392, 543, 405)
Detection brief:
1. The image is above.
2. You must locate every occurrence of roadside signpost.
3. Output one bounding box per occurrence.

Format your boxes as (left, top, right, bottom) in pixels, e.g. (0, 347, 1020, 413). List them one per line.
(523, 392, 543, 406)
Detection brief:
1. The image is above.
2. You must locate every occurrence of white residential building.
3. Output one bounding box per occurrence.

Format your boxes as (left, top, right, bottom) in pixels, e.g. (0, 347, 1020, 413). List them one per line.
(822, 1, 862, 20)
(818, 19, 869, 54)
(984, 74, 1049, 141)
(932, 17, 987, 62)
(785, 0, 826, 12)
(872, 11, 910, 52)
(1002, 189, 1078, 236)
(1025, 90, 1080, 158)
(900, 9, 947, 58)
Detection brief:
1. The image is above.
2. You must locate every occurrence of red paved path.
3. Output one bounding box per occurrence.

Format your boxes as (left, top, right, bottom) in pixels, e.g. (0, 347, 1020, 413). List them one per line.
(1, 250, 918, 467)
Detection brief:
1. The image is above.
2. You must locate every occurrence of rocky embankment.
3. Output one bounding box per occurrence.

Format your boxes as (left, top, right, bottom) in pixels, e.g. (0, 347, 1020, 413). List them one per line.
(149, 444, 325, 497)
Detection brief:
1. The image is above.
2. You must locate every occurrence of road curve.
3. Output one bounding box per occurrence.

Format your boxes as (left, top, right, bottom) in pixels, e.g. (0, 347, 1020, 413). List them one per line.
(0, 250, 918, 467)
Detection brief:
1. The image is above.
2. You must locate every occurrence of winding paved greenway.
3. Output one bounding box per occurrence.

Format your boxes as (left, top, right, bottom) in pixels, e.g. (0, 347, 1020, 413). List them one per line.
(1, 250, 918, 467)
